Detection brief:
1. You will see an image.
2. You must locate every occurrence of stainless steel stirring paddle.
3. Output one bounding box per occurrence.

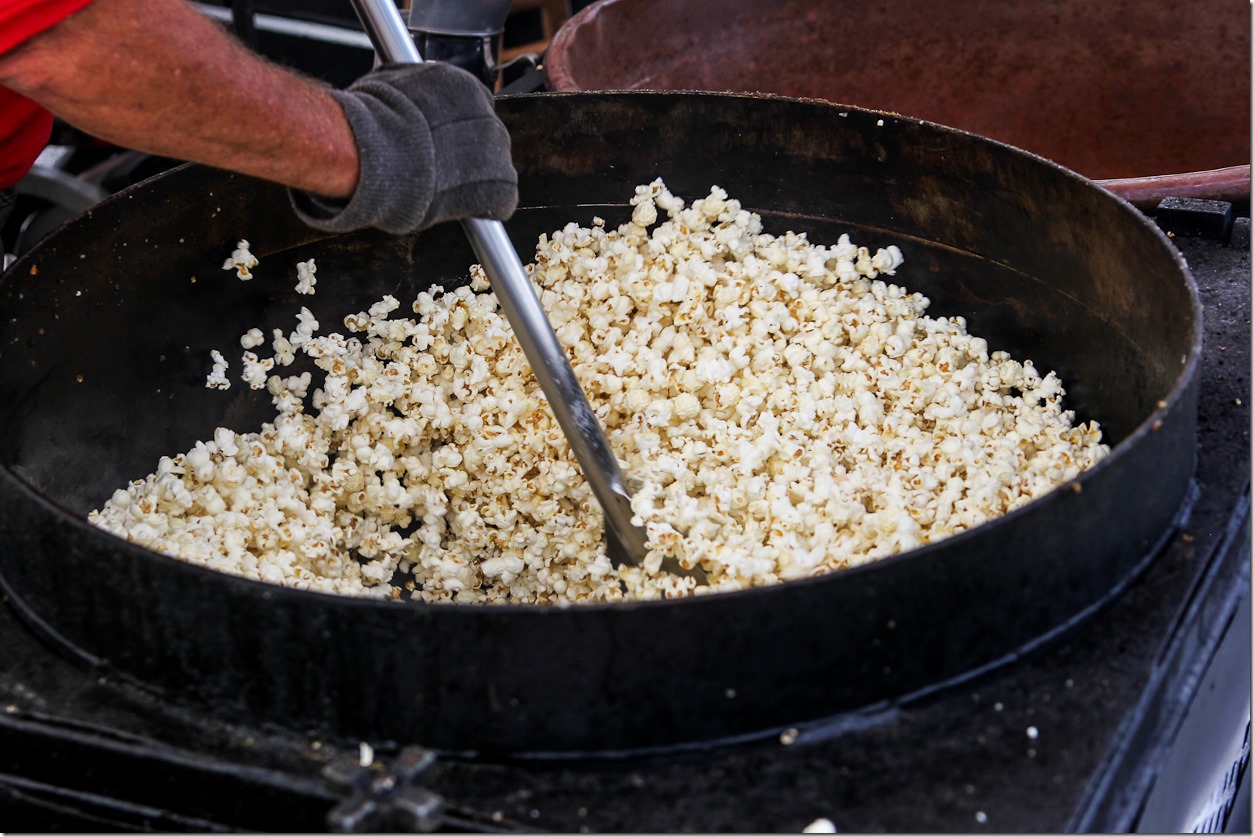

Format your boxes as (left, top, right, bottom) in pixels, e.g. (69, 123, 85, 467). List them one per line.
(346, 0, 673, 575)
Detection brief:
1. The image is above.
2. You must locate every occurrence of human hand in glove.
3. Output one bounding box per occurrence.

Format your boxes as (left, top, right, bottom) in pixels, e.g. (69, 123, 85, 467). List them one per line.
(0, 0, 515, 234)
(289, 62, 519, 235)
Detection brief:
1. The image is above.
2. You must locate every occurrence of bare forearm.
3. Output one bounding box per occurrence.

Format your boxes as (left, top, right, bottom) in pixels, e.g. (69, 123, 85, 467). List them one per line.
(0, 0, 359, 198)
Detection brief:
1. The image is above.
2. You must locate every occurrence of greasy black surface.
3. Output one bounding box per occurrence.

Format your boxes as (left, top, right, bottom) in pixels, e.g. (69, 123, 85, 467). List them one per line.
(0, 229, 1245, 832)
(0, 93, 1202, 755)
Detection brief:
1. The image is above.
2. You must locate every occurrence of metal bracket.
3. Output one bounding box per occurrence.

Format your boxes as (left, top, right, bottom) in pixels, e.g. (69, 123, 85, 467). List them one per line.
(323, 746, 445, 833)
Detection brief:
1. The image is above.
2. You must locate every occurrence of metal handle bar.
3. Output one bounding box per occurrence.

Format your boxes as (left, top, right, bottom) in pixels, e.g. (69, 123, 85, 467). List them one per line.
(348, 0, 648, 567)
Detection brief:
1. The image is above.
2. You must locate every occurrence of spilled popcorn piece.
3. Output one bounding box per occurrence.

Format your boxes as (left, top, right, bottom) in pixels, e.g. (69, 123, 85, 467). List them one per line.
(223, 239, 258, 280)
(205, 349, 230, 390)
(240, 351, 275, 390)
(289, 307, 320, 350)
(295, 259, 317, 295)
(240, 328, 266, 350)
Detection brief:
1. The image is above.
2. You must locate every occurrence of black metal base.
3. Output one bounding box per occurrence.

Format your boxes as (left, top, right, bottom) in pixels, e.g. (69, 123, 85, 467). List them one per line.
(0, 211, 1247, 831)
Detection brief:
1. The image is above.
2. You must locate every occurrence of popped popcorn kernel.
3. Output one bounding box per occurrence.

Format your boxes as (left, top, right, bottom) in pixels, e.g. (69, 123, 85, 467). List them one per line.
(295, 259, 318, 295)
(205, 349, 230, 390)
(222, 239, 258, 280)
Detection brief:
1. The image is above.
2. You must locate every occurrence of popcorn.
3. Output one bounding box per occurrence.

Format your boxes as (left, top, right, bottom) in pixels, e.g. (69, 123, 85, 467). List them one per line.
(205, 349, 230, 390)
(90, 181, 1109, 604)
(295, 259, 317, 295)
(239, 351, 275, 390)
(222, 239, 258, 280)
(240, 328, 265, 350)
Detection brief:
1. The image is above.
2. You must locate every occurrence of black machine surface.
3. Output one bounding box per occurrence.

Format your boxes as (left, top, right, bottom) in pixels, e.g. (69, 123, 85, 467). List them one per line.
(0, 93, 1248, 832)
(0, 91, 1206, 754)
(0, 6, 1248, 832)
(0, 237, 1245, 831)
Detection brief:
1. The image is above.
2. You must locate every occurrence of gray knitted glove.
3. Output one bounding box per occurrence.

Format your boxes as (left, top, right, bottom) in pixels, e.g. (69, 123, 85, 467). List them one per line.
(289, 62, 518, 235)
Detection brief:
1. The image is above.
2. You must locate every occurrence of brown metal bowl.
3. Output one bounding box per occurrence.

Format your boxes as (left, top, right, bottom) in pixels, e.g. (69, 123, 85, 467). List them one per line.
(544, 0, 1250, 208)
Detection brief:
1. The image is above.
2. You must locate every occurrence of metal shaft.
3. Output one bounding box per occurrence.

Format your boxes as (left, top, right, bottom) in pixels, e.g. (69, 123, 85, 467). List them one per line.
(347, 0, 648, 566)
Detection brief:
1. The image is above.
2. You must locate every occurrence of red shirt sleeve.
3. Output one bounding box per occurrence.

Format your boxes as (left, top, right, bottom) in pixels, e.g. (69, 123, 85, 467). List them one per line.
(0, 0, 96, 54)
(0, 0, 97, 188)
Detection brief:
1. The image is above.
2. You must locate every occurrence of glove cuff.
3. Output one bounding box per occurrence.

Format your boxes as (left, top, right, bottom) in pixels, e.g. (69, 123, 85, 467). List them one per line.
(289, 86, 437, 235)
(289, 62, 517, 235)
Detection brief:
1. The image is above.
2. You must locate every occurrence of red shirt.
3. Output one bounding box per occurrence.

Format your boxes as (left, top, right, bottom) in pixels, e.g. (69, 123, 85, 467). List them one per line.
(0, 0, 96, 187)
